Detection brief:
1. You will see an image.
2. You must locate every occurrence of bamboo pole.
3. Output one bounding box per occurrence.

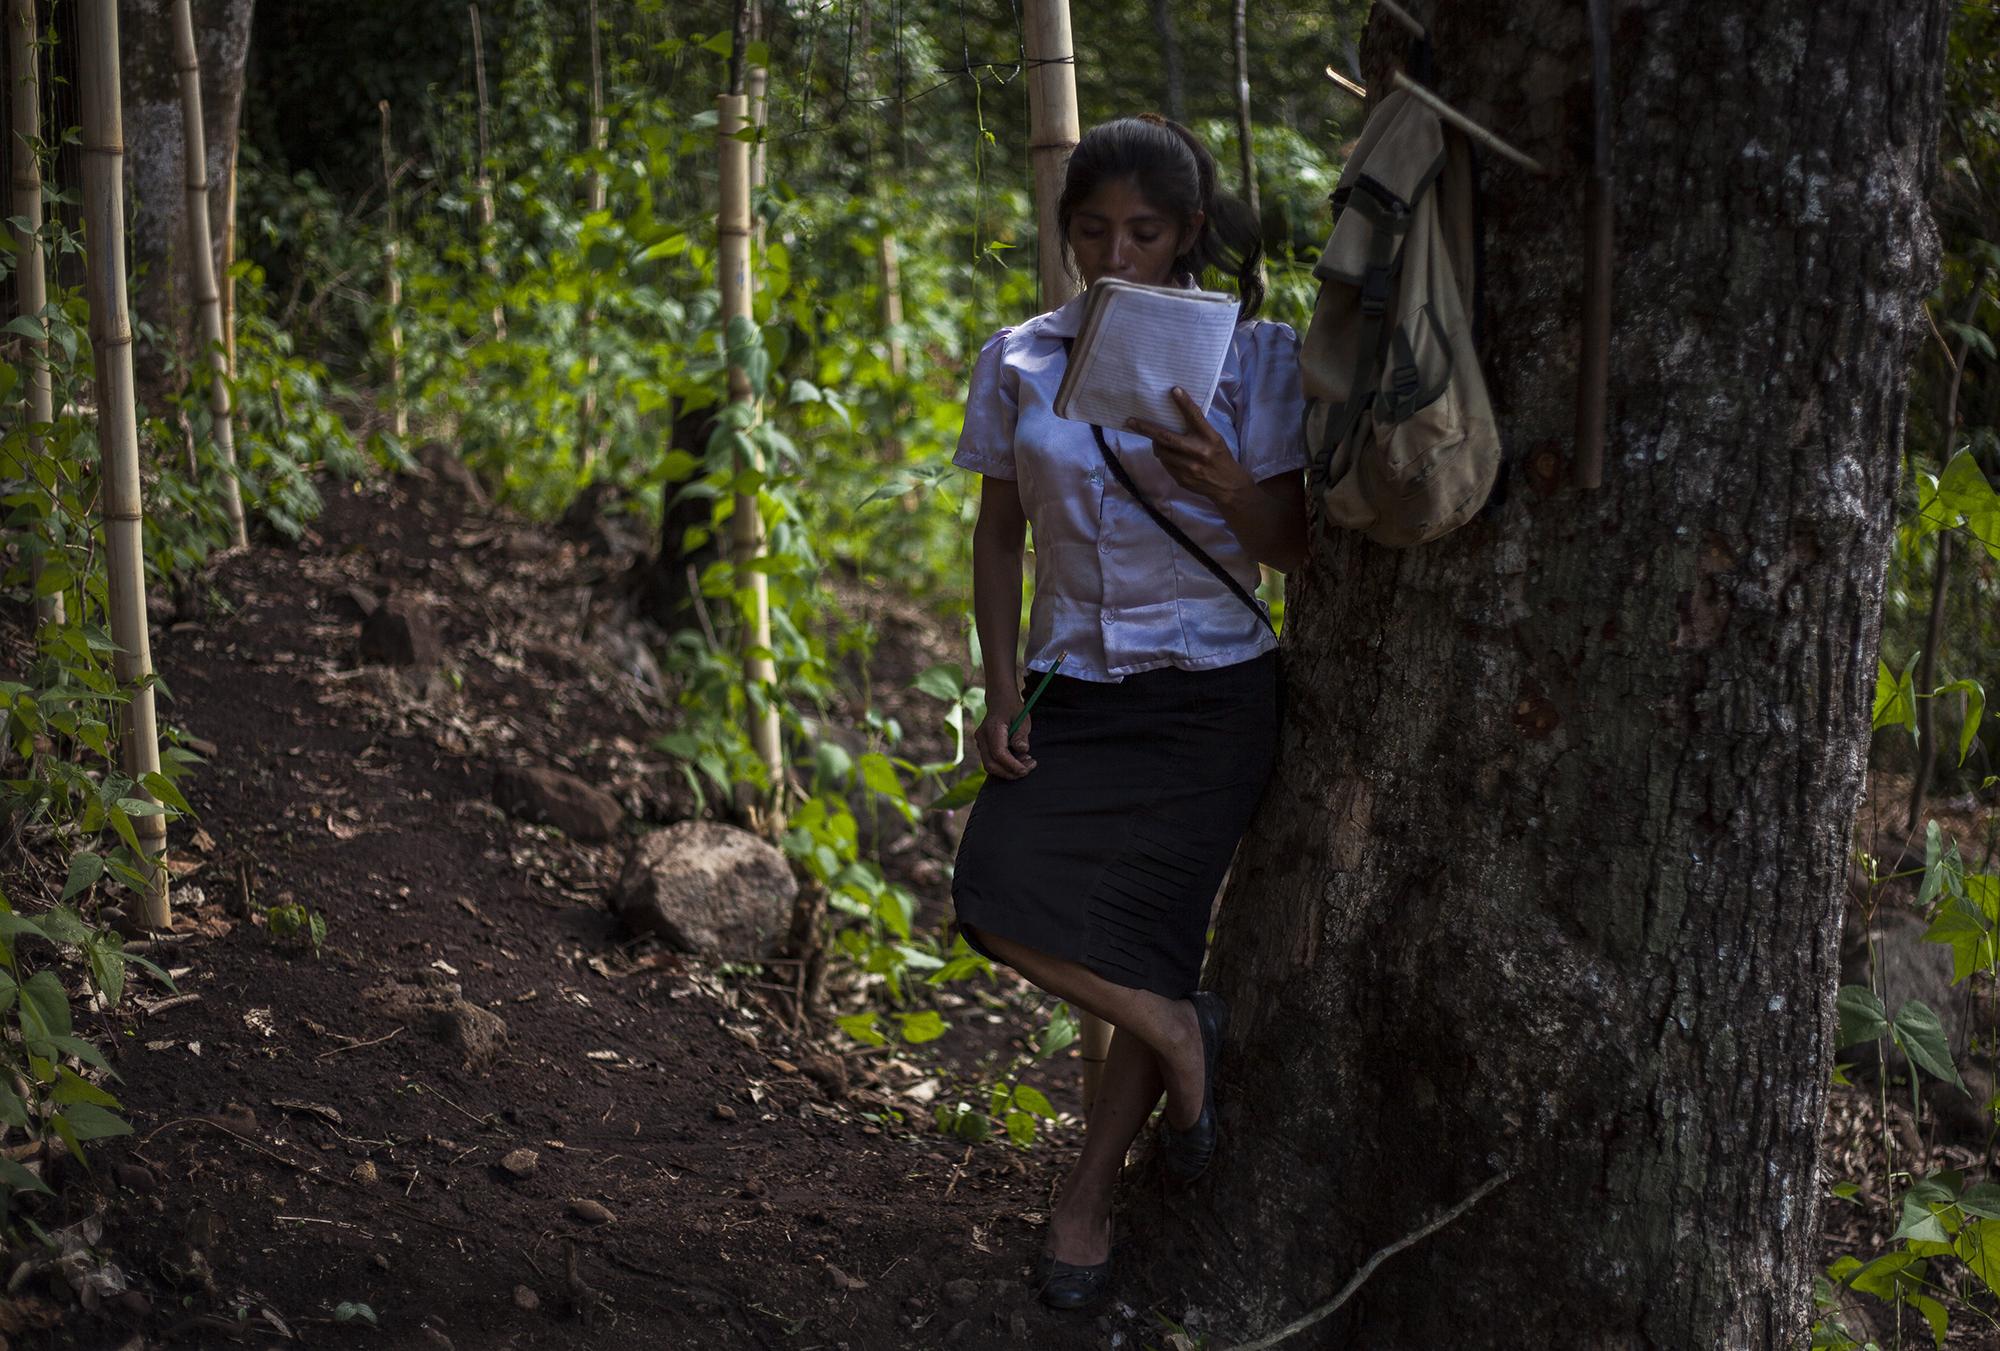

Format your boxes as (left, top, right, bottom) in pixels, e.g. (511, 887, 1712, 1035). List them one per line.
(469, 3, 504, 339)
(577, 0, 605, 462)
(9, 0, 59, 629)
(1024, 0, 1081, 309)
(1023, 0, 1109, 1108)
(79, 0, 169, 927)
(1231, 0, 1259, 217)
(718, 91, 783, 826)
(172, 0, 246, 549)
(880, 232, 906, 379)
(222, 139, 237, 378)
(380, 100, 407, 443)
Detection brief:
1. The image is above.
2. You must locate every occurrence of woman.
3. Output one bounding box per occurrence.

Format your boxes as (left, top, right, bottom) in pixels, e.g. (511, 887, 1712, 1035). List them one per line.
(949, 114, 1308, 1311)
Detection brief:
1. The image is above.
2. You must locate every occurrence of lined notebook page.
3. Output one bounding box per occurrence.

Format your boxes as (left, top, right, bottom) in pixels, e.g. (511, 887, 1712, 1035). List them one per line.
(1056, 282, 1239, 434)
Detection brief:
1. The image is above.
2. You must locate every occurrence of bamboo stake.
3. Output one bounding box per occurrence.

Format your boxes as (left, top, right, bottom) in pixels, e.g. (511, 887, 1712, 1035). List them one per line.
(172, 0, 246, 549)
(380, 100, 407, 443)
(1023, 0, 1108, 1109)
(9, 0, 59, 629)
(880, 233, 905, 379)
(577, 0, 605, 462)
(1023, 0, 1081, 309)
(1231, 0, 1259, 217)
(222, 138, 237, 378)
(79, 0, 169, 927)
(717, 91, 783, 827)
(469, 3, 504, 339)
(747, 0, 766, 262)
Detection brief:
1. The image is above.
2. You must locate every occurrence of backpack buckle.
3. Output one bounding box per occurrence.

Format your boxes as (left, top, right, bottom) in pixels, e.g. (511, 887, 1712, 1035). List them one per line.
(1360, 263, 1393, 318)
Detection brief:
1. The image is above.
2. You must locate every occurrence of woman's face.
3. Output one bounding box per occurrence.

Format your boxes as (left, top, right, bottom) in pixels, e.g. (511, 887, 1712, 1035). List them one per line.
(1066, 175, 1202, 289)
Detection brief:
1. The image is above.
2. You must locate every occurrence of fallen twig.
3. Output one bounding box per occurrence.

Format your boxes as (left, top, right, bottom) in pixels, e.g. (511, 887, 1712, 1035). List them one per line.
(1218, 1168, 1516, 1351)
(314, 1025, 404, 1060)
(140, 993, 203, 1016)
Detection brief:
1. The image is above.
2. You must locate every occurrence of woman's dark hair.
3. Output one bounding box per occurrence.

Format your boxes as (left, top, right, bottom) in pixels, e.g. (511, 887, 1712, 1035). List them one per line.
(1056, 114, 1265, 319)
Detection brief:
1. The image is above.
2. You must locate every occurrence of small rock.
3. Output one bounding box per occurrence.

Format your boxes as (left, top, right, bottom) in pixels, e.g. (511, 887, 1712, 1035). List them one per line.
(499, 1148, 539, 1180)
(418, 442, 490, 508)
(739, 1174, 766, 1197)
(114, 1163, 157, 1194)
(611, 821, 797, 956)
(826, 1263, 867, 1292)
(712, 1103, 737, 1122)
(492, 765, 623, 842)
(358, 597, 442, 669)
(802, 1053, 849, 1099)
(352, 1160, 379, 1185)
(512, 1285, 540, 1311)
(373, 1253, 390, 1271)
(567, 1198, 615, 1225)
(942, 1277, 980, 1307)
(327, 586, 380, 621)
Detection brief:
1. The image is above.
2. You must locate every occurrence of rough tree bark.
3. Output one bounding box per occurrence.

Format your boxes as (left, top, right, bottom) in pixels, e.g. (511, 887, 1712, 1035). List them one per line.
(122, 0, 254, 407)
(1135, 1, 1950, 1347)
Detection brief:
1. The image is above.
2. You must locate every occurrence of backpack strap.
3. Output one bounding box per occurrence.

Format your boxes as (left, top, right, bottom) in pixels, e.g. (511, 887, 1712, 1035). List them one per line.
(1056, 337, 1274, 635)
(1310, 184, 1409, 483)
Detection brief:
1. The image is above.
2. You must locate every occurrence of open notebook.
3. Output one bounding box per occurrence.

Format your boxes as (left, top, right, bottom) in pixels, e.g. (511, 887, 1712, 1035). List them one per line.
(1052, 279, 1240, 435)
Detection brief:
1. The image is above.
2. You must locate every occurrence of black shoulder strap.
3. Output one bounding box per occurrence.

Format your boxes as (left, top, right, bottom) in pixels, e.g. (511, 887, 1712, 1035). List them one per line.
(1084, 420, 1273, 635)
(1055, 335, 1274, 635)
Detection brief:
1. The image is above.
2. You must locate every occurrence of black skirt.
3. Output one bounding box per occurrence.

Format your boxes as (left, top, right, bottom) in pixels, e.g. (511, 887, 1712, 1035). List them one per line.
(950, 652, 1279, 999)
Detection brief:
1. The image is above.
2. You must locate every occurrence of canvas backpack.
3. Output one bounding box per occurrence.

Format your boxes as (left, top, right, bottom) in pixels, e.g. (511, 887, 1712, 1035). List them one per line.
(1302, 87, 1499, 548)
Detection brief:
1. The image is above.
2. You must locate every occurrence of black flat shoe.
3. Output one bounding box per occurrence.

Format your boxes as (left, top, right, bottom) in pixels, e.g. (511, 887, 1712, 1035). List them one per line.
(1036, 1254, 1112, 1311)
(1160, 990, 1228, 1184)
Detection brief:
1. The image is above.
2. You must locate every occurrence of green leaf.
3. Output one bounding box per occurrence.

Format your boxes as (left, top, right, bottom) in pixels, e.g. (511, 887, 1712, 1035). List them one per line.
(54, 1101, 129, 1142)
(47, 1035, 111, 1074)
(1834, 984, 1889, 1049)
(924, 771, 986, 813)
(139, 772, 193, 816)
(1874, 651, 1921, 735)
(896, 1010, 946, 1044)
(835, 1011, 885, 1047)
(1892, 1000, 1963, 1088)
(1909, 1291, 1948, 1347)
(857, 752, 906, 804)
(0, 1154, 50, 1197)
(911, 664, 964, 702)
(51, 1067, 117, 1108)
(1038, 1004, 1080, 1059)
(18, 969, 70, 1043)
(1958, 1217, 2000, 1295)
(39, 906, 89, 945)
(333, 1303, 379, 1326)
(1004, 1110, 1036, 1146)
(59, 851, 103, 902)
(1013, 1085, 1054, 1119)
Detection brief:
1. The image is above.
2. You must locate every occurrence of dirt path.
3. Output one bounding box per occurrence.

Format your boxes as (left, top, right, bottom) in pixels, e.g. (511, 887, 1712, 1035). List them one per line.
(42, 468, 1152, 1350)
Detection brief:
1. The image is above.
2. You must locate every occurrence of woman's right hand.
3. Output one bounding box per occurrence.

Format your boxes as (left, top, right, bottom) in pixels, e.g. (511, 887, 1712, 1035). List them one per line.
(975, 696, 1036, 780)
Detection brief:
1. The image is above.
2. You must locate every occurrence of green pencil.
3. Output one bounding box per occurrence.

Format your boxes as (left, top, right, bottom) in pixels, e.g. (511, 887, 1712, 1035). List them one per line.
(1009, 650, 1068, 736)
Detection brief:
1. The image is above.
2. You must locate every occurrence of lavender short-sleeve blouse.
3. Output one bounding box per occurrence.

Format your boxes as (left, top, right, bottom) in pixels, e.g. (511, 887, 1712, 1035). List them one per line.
(953, 287, 1308, 683)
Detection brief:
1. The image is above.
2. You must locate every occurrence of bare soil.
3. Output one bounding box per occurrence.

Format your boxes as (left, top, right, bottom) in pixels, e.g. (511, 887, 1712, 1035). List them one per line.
(5, 466, 1142, 1351)
(1, 460, 1995, 1348)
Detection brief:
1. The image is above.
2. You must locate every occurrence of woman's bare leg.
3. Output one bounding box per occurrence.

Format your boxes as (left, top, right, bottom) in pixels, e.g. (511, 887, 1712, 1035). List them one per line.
(1044, 1027, 1162, 1264)
(968, 926, 1204, 1122)
(963, 926, 1206, 1269)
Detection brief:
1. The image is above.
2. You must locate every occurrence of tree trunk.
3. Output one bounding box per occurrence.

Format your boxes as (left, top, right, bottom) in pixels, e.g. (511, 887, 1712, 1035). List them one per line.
(1136, 1, 1949, 1346)
(122, 0, 254, 410)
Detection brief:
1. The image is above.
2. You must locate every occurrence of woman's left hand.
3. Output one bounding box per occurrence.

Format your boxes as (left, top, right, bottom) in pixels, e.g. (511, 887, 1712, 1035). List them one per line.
(1128, 386, 1254, 507)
